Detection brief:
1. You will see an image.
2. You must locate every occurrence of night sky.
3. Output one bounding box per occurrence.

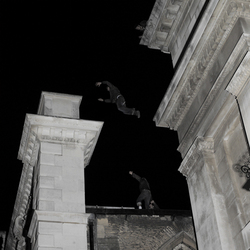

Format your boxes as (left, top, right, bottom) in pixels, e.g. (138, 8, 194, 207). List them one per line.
(1, 1, 191, 231)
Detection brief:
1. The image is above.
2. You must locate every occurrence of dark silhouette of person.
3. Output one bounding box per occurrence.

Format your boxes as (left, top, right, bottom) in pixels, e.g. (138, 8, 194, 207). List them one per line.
(96, 81, 140, 118)
(129, 171, 151, 209)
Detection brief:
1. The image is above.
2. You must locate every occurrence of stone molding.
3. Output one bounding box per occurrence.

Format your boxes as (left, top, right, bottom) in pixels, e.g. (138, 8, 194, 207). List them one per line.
(5, 163, 34, 250)
(242, 221, 250, 245)
(154, 0, 250, 131)
(178, 137, 214, 177)
(158, 231, 197, 250)
(140, 0, 186, 51)
(18, 114, 103, 167)
(6, 113, 103, 249)
(6, 91, 103, 249)
(18, 116, 40, 167)
(226, 50, 250, 97)
(37, 91, 82, 119)
(177, 34, 248, 156)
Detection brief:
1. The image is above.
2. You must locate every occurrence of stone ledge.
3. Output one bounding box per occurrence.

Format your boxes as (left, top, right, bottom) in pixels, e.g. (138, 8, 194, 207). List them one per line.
(86, 207, 192, 217)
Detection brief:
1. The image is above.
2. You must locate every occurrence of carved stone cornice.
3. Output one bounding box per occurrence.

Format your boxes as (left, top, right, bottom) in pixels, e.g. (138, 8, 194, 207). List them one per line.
(177, 34, 248, 156)
(18, 116, 40, 167)
(154, 0, 250, 130)
(178, 137, 214, 177)
(18, 114, 103, 167)
(140, 0, 186, 52)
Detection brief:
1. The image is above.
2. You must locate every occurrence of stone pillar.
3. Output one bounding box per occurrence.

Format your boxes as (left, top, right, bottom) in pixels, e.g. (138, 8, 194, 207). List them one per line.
(179, 137, 235, 250)
(6, 92, 103, 250)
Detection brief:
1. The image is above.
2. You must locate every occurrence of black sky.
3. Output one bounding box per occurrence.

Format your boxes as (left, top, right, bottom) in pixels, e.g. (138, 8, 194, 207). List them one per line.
(1, 0, 191, 231)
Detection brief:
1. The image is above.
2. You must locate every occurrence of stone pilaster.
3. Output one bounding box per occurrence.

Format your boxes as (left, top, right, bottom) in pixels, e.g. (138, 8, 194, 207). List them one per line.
(179, 137, 235, 250)
(28, 211, 91, 250)
(5, 92, 103, 250)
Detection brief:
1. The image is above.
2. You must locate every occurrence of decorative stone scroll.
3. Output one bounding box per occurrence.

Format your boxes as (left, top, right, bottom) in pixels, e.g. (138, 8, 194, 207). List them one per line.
(233, 151, 250, 179)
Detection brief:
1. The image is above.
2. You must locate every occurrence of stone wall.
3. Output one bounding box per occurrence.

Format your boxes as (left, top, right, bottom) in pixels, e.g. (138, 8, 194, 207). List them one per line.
(86, 208, 197, 250)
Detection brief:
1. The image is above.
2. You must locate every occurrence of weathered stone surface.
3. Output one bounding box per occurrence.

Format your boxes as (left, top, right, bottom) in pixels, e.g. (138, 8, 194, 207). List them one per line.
(140, 0, 207, 67)
(6, 92, 103, 250)
(87, 211, 196, 250)
(142, 0, 250, 249)
(37, 91, 82, 119)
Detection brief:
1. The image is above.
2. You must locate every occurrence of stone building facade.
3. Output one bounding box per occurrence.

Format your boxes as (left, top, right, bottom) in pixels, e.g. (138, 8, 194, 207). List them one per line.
(5, 92, 197, 250)
(141, 0, 250, 249)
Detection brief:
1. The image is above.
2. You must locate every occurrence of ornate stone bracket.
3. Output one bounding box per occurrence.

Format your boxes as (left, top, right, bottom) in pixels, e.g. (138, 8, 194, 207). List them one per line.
(178, 137, 214, 178)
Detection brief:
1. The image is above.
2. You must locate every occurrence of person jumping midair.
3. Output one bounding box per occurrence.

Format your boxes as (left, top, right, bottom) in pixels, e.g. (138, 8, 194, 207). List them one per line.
(95, 81, 140, 118)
